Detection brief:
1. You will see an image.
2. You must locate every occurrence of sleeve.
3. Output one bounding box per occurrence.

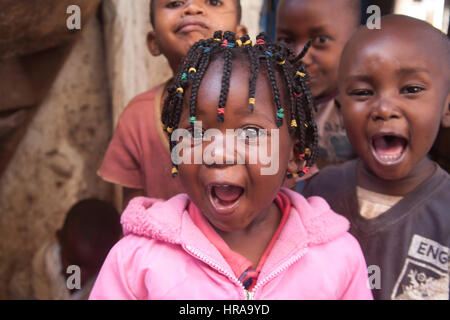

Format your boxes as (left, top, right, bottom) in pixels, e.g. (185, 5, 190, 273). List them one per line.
(97, 105, 144, 189)
(89, 236, 149, 300)
(339, 234, 374, 300)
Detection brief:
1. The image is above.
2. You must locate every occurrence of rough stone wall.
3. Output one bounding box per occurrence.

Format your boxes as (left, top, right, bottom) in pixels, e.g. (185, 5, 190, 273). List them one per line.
(0, 16, 113, 299)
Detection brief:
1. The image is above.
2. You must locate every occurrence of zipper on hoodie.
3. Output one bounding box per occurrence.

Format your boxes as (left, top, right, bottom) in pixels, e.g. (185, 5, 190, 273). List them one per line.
(184, 244, 308, 300)
(251, 247, 308, 297)
(184, 245, 248, 299)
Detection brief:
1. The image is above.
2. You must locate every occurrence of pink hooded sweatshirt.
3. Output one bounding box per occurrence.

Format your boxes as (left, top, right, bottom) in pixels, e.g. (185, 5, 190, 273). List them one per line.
(89, 188, 373, 300)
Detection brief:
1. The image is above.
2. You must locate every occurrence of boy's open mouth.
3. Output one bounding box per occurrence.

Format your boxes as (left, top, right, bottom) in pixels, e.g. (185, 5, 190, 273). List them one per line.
(371, 133, 408, 165)
(208, 184, 244, 214)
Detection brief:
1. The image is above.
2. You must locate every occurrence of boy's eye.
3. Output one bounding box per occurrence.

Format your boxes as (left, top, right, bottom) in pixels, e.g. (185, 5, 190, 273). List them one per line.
(312, 35, 331, 46)
(166, 1, 185, 8)
(206, 0, 222, 6)
(277, 36, 293, 45)
(349, 89, 373, 97)
(400, 85, 425, 95)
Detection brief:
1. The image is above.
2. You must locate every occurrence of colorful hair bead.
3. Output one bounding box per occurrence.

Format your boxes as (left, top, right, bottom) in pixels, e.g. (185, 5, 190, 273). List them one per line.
(189, 116, 196, 123)
(214, 38, 221, 42)
(256, 39, 265, 45)
(221, 39, 228, 47)
(176, 87, 184, 94)
(291, 119, 298, 127)
(294, 92, 303, 98)
(203, 47, 211, 53)
(265, 51, 273, 57)
(188, 67, 197, 73)
(217, 107, 225, 115)
(302, 166, 310, 174)
(171, 167, 178, 177)
(296, 71, 306, 78)
(243, 40, 252, 46)
(248, 97, 256, 111)
(305, 148, 311, 155)
(181, 73, 187, 80)
(236, 39, 243, 47)
(299, 153, 305, 161)
(277, 60, 286, 65)
(276, 108, 284, 119)
(287, 172, 298, 179)
(166, 127, 173, 134)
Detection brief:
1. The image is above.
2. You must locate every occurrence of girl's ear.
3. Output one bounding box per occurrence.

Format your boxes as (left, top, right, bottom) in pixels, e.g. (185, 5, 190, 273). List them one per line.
(147, 31, 161, 57)
(441, 92, 450, 128)
(287, 142, 302, 175)
(235, 24, 248, 39)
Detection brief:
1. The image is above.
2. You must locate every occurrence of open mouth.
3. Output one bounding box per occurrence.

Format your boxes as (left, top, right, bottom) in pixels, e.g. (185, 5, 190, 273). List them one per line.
(371, 133, 408, 165)
(208, 184, 244, 214)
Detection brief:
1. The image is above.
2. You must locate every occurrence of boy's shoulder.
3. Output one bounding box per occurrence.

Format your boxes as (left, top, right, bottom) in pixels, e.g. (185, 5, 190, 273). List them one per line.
(114, 82, 167, 132)
(303, 159, 357, 198)
(121, 83, 166, 116)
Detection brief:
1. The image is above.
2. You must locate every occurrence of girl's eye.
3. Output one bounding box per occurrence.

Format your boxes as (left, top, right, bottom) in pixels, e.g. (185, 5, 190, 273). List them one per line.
(400, 85, 425, 95)
(206, 0, 222, 6)
(312, 35, 331, 46)
(166, 1, 184, 8)
(188, 127, 204, 139)
(237, 127, 265, 144)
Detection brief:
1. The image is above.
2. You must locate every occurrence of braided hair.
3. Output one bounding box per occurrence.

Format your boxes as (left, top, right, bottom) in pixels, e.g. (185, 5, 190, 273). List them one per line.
(162, 31, 318, 178)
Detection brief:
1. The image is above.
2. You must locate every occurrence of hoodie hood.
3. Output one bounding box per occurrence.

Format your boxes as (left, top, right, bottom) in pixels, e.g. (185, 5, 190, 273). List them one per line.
(120, 188, 349, 248)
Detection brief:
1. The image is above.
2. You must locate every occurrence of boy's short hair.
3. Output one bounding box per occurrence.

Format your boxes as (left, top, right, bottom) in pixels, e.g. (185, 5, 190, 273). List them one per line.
(149, 0, 242, 27)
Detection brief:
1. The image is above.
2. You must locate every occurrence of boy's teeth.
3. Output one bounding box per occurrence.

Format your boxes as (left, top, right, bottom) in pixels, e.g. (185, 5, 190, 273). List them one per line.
(379, 154, 401, 161)
(372, 135, 407, 164)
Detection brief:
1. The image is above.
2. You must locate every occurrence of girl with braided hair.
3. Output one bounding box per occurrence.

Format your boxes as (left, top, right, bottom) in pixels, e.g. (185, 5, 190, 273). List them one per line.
(90, 31, 372, 300)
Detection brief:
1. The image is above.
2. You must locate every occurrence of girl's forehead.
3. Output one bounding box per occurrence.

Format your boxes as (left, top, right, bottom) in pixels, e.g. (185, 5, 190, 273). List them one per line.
(194, 60, 282, 115)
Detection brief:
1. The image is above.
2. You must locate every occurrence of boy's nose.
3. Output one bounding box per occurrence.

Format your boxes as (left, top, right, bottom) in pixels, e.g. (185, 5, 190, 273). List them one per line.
(183, 0, 205, 16)
(295, 42, 313, 67)
(370, 97, 402, 121)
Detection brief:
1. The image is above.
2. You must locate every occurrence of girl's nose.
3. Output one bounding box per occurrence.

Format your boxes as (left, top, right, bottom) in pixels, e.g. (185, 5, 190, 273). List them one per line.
(183, 0, 205, 16)
(203, 132, 236, 167)
(370, 97, 402, 122)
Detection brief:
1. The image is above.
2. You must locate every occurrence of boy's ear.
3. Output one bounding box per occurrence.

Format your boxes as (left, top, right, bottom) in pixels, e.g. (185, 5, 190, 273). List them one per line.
(334, 97, 346, 129)
(147, 31, 161, 57)
(235, 24, 249, 39)
(441, 93, 450, 128)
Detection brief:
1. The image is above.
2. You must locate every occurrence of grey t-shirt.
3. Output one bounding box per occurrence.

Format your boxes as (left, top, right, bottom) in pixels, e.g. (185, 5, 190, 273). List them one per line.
(303, 160, 449, 300)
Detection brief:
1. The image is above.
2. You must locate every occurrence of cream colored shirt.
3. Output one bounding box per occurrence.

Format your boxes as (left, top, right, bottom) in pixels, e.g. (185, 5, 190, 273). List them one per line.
(357, 186, 403, 219)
